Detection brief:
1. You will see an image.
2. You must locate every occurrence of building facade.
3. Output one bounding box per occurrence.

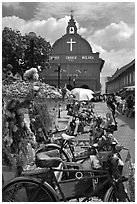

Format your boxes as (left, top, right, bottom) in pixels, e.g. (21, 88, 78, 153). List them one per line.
(106, 59, 135, 93)
(42, 14, 105, 91)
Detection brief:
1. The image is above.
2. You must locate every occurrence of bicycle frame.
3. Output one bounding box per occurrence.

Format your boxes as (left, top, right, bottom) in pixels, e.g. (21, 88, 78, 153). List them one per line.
(52, 167, 110, 201)
(21, 165, 111, 201)
(3, 150, 130, 202)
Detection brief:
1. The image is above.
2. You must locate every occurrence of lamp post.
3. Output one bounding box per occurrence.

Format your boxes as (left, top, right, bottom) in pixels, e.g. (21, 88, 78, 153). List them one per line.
(73, 78, 76, 88)
(57, 63, 61, 89)
(73, 69, 81, 88)
(69, 76, 71, 86)
(28, 32, 36, 68)
(67, 74, 72, 86)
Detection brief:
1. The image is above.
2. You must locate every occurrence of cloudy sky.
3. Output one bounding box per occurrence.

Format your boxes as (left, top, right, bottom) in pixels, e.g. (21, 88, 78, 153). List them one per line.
(2, 1, 135, 92)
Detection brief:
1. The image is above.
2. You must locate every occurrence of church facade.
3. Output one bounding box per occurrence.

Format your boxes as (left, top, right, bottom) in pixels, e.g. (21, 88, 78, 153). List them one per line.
(42, 14, 105, 91)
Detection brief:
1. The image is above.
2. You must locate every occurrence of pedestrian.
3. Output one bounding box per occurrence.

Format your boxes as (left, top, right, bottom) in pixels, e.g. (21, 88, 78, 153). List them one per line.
(66, 101, 80, 136)
(61, 85, 67, 99)
(103, 100, 118, 135)
(115, 95, 122, 111)
(126, 96, 134, 118)
(103, 94, 106, 102)
(121, 97, 126, 115)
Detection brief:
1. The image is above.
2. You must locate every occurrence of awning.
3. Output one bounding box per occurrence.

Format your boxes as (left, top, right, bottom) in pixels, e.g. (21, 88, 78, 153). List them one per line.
(124, 86, 135, 91)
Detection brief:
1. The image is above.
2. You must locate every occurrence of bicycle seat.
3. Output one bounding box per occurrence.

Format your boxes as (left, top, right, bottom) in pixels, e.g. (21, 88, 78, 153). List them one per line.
(36, 152, 62, 168)
(61, 133, 75, 141)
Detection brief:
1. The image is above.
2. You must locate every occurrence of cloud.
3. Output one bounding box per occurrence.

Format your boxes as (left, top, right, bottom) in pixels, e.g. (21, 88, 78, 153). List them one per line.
(33, 2, 135, 29)
(87, 36, 135, 78)
(101, 48, 135, 76)
(2, 16, 25, 31)
(2, 16, 70, 44)
(85, 32, 135, 91)
(95, 21, 134, 41)
(86, 36, 135, 77)
(90, 21, 134, 51)
(100, 48, 135, 93)
(2, 2, 22, 10)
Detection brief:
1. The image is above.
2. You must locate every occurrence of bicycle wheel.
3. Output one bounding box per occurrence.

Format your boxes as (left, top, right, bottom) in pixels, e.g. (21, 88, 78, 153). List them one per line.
(2, 176, 59, 202)
(36, 144, 71, 162)
(104, 186, 130, 202)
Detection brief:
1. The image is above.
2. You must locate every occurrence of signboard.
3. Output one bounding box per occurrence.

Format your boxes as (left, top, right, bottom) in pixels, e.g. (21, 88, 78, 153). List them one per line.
(49, 55, 95, 62)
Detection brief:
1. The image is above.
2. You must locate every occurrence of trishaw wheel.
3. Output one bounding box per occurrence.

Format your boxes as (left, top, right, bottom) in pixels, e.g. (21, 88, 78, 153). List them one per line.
(2, 177, 59, 202)
(104, 186, 130, 202)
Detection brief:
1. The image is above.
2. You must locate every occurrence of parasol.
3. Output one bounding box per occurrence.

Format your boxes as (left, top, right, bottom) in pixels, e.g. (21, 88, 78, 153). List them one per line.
(71, 88, 94, 101)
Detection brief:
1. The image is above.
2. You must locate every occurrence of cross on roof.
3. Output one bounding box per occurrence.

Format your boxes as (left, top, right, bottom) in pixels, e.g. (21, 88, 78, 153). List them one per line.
(70, 9, 74, 17)
(67, 38, 76, 51)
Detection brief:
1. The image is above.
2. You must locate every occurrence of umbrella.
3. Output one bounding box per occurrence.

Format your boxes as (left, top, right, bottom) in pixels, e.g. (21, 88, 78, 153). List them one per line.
(71, 88, 94, 101)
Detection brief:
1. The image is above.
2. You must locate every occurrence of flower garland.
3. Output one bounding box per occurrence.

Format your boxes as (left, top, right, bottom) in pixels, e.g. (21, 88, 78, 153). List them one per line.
(2, 68, 66, 168)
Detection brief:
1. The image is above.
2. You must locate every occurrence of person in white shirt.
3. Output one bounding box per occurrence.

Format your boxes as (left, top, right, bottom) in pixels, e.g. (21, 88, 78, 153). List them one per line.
(121, 97, 126, 115)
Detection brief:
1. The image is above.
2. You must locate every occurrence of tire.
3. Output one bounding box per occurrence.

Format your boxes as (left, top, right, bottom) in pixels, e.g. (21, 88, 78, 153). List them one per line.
(36, 144, 71, 162)
(104, 186, 130, 202)
(2, 176, 59, 202)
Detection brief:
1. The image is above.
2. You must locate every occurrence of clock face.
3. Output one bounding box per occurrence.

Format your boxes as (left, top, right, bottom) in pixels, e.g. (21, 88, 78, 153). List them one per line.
(69, 27, 74, 34)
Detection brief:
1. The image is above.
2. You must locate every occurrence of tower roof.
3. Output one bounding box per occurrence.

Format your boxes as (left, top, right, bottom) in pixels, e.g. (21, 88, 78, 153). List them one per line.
(66, 13, 77, 34)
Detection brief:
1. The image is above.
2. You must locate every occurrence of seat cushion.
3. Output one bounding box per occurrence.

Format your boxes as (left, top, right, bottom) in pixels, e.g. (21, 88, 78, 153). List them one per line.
(36, 152, 62, 168)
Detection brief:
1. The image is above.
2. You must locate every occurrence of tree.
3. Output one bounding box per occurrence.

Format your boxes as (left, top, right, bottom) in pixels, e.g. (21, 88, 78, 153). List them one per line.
(2, 27, 51, 76)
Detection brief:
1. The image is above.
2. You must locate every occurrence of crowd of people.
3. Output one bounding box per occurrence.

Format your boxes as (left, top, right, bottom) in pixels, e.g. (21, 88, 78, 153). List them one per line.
(105, 92, 135, 118)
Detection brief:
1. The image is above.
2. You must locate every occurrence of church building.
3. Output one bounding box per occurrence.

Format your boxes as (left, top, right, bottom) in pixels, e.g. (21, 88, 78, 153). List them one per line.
(42, 14, 105, 91)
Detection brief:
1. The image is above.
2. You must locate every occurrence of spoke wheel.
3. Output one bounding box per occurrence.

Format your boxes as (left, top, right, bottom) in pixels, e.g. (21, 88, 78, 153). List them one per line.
(2, 178, 57, 202)
(104, 186, 130, 202)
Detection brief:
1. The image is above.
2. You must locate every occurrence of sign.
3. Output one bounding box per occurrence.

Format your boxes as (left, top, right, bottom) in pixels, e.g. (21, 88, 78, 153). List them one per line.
(49, 55, 95, 61)
(66, 56, 77, 61)
(82, 56, 94, 60)
(49, 56, 60, 60)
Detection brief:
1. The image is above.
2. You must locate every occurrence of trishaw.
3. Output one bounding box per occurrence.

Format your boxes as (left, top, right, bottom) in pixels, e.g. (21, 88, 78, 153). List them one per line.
(2, 146, 130, 202)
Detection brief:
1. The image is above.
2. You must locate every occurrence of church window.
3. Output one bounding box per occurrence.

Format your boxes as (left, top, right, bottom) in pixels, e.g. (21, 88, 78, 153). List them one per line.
(129, 73, 132, 84)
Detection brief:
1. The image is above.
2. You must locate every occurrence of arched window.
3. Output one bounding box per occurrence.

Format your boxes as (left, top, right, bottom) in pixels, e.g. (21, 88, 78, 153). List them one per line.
(129, 73, 132, 84)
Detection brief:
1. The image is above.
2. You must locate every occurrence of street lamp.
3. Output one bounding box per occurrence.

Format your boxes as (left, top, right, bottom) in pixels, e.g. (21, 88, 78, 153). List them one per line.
(73, 78, 76, 87)
(67, 74, 72, 86)
(73, 69, 81, 88)
(57, 63, 61, 89)
(55, 64, 66, 89)
(28, 32, 36, 68)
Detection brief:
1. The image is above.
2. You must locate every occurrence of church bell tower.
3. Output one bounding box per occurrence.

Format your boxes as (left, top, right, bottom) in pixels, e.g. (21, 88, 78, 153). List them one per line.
(66, 12, 77, 34)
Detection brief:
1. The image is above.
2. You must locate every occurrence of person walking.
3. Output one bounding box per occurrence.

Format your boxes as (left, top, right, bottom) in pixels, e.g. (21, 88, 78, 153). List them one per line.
(121, 97, 126, 115)
(66, 101, 80, 136)
(126, 96, 134, 118)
